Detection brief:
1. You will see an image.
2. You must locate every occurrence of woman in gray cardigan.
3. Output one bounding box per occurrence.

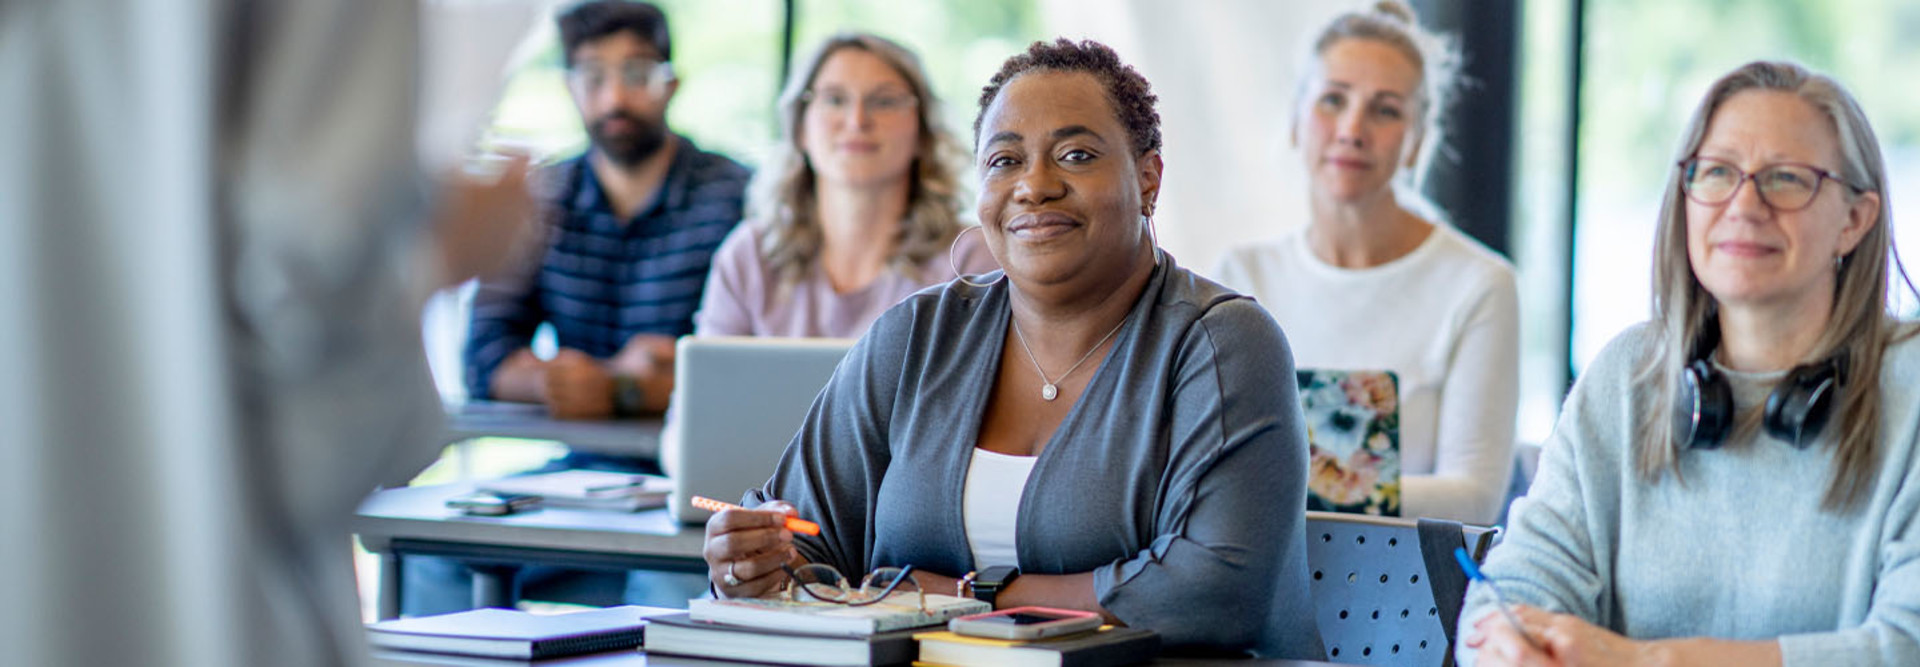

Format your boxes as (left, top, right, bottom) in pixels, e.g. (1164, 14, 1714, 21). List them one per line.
(1461, 61, 1920, 666)
(700, 39, 1323, 659)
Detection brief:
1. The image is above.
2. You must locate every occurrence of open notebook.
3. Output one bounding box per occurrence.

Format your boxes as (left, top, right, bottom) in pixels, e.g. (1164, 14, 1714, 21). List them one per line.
(1297, 369, 1402, 516)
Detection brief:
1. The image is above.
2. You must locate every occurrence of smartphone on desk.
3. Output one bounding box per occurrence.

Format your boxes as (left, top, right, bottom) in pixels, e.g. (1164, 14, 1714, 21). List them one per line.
(948, 606, 1102, 640)
(445, 491, 541, 516)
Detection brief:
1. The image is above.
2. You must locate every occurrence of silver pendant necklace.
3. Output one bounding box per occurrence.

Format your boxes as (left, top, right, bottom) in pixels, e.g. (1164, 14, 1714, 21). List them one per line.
(1009, 314, 1128, 401)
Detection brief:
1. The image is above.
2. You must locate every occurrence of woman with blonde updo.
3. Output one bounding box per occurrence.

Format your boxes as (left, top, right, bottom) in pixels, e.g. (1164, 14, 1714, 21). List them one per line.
(1214, 0, 1520, 524)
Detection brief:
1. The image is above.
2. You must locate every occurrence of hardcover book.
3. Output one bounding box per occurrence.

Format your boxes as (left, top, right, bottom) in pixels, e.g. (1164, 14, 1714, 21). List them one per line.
(365, 606, 653, 659)
(913, 625, 1160, 667)
(644, 612, 920, 667)
(687, 593, 988, 636)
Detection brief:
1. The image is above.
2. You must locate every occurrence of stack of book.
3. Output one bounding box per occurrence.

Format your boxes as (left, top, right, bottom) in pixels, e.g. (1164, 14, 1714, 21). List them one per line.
(478, 470, 671, 512)
(642, 594, 990, 666)
(914, 625, 1161, 667)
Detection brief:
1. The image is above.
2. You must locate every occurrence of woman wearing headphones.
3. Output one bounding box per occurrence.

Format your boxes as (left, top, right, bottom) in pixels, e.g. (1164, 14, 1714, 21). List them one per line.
(1461, 61, 1920, 666)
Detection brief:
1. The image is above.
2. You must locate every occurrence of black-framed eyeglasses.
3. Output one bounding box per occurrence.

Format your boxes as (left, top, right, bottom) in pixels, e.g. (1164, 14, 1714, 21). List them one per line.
(566, 59, 674, 94)
(782, 563, 924, 612)
(1677, 156, 1859, 212)
(800, 89, 919, 117)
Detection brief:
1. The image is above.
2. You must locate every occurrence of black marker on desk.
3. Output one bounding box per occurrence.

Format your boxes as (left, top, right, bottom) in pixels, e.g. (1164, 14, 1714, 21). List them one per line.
(1455, 547, 1542, 650)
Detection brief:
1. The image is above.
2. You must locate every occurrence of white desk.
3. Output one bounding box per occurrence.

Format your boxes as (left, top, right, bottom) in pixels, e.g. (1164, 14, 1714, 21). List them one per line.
(445, 401, 663, 458)
(371, 648, 1344, 666)
(356, 483, 706, 619)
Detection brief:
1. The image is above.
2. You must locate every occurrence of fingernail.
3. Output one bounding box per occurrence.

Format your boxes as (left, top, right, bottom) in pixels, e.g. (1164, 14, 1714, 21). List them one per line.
(1498, 640, 1519, 660)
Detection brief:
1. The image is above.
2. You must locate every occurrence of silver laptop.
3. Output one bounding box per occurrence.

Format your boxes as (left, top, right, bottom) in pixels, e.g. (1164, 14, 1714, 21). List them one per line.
(667, 336, 856, 524)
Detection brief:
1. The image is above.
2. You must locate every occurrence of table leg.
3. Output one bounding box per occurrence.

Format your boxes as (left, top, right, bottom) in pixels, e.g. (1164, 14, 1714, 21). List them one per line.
(378, 552, 402, 620)
(471, 564, 521, 609)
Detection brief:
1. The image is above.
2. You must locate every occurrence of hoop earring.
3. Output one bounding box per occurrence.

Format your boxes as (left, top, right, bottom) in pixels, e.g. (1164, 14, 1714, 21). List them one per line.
(950, 225, 1003, 288)
(1143, 207, 1162, 267)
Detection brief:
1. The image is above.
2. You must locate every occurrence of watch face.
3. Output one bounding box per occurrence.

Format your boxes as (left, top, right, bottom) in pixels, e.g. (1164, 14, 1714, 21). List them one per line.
(978, 565, 1019, 589)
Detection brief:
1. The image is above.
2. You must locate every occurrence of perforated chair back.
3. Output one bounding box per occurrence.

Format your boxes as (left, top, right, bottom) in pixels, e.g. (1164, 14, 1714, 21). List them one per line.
(1304, 511, 1497, 666)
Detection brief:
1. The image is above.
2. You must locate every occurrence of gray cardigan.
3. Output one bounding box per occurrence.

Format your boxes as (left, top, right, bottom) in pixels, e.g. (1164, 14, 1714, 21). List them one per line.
(749, 256, 1324, 658)
(1459, 322, 1920, 666)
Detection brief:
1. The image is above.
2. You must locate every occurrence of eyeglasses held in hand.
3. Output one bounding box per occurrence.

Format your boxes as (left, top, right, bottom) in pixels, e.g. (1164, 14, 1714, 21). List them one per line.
(1454, 547, 1541, 651)
(1677, 157, 1858, 212)
(567, 59, 674, 95)
(782, 563, 925, 613)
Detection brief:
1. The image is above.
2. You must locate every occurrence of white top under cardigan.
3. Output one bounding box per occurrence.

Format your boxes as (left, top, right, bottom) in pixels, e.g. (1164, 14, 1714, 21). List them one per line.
(1212, 223, 1520, 523)
(962, 448, 1038, 569)
(1459, 322, 1920, 666)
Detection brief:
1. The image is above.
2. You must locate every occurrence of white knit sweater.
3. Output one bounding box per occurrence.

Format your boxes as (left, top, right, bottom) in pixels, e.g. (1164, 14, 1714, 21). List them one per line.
(1213, 224, 1520, 523)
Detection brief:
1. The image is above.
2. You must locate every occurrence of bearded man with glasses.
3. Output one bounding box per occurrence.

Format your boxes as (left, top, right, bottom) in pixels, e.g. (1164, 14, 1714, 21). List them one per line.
(463, 0, 750, 429)
(422, 0, 751, 617)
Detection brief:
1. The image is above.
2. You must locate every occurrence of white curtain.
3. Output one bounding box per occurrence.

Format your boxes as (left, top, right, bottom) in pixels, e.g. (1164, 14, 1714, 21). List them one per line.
(1038, 0, 1355, 275)
(0, 1, 502, 665)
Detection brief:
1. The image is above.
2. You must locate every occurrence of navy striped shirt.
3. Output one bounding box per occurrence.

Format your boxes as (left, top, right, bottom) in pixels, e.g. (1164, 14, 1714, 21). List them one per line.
(464, 138, 749, 399)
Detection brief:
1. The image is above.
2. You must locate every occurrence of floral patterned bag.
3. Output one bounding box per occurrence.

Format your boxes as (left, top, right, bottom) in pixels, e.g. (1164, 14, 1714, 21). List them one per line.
(1296, 369, 1401, 516)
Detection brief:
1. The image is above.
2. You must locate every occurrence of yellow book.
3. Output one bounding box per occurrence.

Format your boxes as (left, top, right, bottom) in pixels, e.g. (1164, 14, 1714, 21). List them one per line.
(913, 625, 1159, 667)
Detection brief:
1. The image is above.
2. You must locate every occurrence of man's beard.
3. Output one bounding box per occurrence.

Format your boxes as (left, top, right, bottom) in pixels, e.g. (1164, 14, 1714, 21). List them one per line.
(588, 110, 668, 168)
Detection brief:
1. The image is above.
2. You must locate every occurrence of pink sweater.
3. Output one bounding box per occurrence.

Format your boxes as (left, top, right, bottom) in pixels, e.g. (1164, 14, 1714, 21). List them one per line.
(693, 224, 1000, 338)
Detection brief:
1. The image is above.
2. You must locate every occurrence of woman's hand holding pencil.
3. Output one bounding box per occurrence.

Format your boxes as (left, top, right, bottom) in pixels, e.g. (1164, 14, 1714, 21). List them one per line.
(698, 496, 813, 599)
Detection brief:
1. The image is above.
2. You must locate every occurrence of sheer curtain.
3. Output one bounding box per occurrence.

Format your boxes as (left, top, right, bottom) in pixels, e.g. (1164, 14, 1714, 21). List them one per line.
(1037, 0, 1351, 275)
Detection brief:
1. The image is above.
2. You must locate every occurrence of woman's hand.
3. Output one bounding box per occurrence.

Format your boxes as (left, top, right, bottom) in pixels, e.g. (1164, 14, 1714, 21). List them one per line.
(1465, 605, 1649, 667)
(703, 500, 800, 599)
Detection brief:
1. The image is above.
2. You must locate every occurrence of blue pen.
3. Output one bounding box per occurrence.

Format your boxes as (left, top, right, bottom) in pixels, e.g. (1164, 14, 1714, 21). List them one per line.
(1454, 547, 1541, 650)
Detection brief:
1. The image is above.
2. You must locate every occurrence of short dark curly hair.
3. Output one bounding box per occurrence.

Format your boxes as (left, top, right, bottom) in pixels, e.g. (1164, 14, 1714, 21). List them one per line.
(558, 1, 672, 68)
(973, 38, 1162, 157)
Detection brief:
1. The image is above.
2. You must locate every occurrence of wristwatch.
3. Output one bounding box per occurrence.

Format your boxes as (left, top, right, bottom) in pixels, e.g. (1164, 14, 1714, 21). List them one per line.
(970, 565, 1021, 608)
(612, 374, 645, 417)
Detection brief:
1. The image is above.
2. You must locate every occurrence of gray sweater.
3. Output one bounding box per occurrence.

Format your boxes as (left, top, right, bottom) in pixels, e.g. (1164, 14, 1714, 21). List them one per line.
(1459, 323, 1920, 666)
(750, 256, 1325, 658)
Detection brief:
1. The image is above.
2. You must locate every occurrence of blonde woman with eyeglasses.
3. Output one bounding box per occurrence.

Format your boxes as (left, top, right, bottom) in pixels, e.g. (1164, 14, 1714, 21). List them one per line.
(692, 33, 998, 338)
(1461, 61, 1920, 667)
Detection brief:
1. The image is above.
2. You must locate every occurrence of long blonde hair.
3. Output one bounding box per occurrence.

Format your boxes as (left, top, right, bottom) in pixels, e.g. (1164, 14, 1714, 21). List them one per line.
(749, 33, 966, 289)
(1636, 60, 1916, 511)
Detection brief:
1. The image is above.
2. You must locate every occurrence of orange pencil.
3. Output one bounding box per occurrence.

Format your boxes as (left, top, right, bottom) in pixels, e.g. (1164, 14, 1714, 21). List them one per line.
(691, 496, 821, 536)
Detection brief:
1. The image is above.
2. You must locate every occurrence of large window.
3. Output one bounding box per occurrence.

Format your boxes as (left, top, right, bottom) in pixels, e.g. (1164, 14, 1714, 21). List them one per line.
(1571, 0, 1920, 374)
(426, 1, 1041, 402)
(486, 0, 1041, 167)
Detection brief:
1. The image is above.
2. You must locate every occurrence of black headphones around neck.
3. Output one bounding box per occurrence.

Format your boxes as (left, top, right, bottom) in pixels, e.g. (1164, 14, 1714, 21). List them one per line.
(1673, 324, 1846, 450)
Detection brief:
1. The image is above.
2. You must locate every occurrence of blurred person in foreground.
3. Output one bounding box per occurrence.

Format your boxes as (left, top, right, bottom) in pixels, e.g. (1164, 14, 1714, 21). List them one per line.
(0, 2, 529, 665)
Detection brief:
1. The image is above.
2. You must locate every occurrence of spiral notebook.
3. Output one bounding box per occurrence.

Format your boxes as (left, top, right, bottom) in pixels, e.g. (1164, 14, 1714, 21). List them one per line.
(1297, 369, 1402, 516)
